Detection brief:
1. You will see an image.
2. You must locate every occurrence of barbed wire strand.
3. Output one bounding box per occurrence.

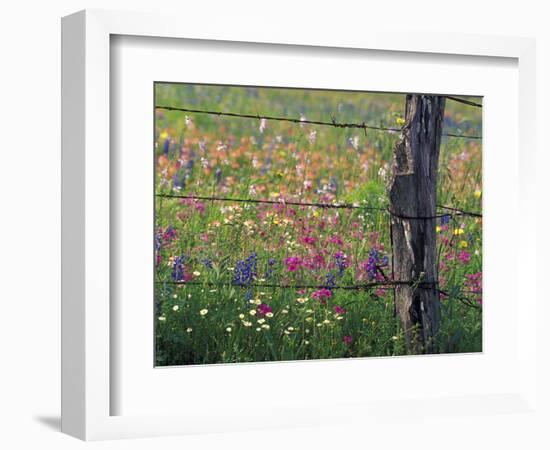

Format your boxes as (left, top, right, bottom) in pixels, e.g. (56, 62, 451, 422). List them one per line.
(155, 279, 481, 309)
(444, 95, 483, 108)
(155, 193, 482, 219)
(155, 105, 482, 140)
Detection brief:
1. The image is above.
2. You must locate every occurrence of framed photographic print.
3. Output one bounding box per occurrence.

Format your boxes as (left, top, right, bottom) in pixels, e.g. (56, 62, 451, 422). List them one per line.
(62, 9, 540, 442)
(153, 82, 483, 367)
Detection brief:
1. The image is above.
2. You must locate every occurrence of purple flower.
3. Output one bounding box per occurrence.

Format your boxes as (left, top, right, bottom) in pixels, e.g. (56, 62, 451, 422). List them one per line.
(343, 335, 353, 345)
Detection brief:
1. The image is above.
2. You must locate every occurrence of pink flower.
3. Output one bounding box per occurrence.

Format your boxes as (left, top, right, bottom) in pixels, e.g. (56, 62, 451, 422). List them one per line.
(302, 235, 317, 245)
(334, 305, 346, 315)
(343, 335, 353, 345)
(257, 303, 273, 316)
(465, 272, 482, 304)
(311, 288, 332, 304)
(195, 202, 205, 214)
(284, 256, 302, 272)
(458, 250, 471, 264)
(328, 235, 343, 246)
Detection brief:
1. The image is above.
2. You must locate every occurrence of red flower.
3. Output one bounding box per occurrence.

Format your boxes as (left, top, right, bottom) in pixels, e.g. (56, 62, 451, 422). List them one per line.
(311, 288, 332, 304)
(334, 305, 346, 315)
(257, 303, 273, 316)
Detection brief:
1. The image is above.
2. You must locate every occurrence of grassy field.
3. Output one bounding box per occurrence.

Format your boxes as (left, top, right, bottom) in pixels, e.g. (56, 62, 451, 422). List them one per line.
(154, 84, 482, 366)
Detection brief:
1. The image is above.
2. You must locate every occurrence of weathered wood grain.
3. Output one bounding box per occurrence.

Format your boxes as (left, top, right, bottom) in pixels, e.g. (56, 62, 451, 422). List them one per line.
(388, 94, 445, 353)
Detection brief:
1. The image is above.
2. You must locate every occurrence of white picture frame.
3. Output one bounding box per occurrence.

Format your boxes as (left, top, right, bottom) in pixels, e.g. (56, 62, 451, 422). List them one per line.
(61, 9, 539, 441)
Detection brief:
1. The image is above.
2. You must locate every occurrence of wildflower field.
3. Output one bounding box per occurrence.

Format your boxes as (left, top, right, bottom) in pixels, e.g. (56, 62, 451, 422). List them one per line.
(154, 84, 482, 366)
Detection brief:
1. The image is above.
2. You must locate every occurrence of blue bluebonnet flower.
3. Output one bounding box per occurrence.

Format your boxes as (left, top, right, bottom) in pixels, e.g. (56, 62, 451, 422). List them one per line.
(264, 257, 276, 279)
(202, 258, 213, 269)
(171, 256, 185, 282)
(366, 249, 379, 280)
(173, 173, 185, 190)
(364, 249, 389, 281)
(325, 272, 337, 288)
(233, 252, 258, 286)
(187, 150, 195, 171)
(163, 138, 170, 155)
(329, 176, 339, 193)
(440, 214, 451, 225)
(335, 251, 346, 277)
(215, 168, 222, 184)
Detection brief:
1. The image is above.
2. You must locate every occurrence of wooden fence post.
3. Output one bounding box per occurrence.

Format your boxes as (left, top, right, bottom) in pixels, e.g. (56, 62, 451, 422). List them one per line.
(388, 94, 445, 353)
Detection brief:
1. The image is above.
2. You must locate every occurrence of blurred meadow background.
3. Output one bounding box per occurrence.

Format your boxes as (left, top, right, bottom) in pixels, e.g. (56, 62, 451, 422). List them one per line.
(154, 83, 482, 366)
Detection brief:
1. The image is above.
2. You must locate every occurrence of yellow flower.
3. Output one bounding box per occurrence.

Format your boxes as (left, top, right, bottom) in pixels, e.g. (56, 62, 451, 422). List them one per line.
(474, 189, 482, 199)
(453, 228, 465, 236)
(296, 297, 308, 304)
(199, 309, 208, 316)
(459, 240, 468, 248)
(254, 298, 262, 305)
(249, 309, 257, 316)
(239, 313, 245, 319)
(436, 225, 442, 233)
(193, 271, 201, 277)
(395, 117, 406, 126)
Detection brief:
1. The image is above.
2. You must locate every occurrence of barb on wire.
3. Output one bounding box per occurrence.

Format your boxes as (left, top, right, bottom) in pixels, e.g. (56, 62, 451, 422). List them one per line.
(155, 193, 483, 218)
(155, 105, 482, 140)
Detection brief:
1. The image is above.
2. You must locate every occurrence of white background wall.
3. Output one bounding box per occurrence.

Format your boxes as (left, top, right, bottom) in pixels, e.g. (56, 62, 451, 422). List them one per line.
(0, 1, 547, 449)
